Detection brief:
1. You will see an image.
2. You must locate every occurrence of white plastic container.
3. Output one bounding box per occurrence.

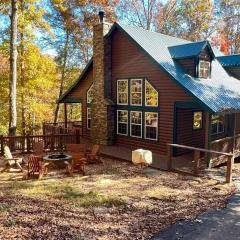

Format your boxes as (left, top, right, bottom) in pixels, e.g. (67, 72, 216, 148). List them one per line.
(132, 149, 152, 166)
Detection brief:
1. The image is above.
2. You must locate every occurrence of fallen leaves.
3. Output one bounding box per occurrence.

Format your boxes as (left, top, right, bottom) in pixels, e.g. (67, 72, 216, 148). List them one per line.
(0, 157, 235, 239)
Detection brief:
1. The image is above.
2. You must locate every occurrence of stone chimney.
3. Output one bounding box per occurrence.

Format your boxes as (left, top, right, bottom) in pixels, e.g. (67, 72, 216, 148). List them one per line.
(91, 11, 114, 145)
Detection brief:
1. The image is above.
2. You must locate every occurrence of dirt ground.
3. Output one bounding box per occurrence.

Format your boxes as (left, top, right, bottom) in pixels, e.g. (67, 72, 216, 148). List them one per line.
(0, 157, 235, 240)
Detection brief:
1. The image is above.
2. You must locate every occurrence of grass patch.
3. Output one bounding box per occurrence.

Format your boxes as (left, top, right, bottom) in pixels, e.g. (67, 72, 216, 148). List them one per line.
(4, 218, 17, 227)
(59, 188, 125, 207)
(0, 204, 9, 212)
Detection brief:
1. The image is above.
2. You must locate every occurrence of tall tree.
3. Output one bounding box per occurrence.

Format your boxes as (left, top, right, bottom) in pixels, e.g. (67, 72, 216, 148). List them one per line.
(215, 0, 240, 54)
(155, 0, 214, 41)
(117, 0, 161, 30)
(9, 0, 18, 136)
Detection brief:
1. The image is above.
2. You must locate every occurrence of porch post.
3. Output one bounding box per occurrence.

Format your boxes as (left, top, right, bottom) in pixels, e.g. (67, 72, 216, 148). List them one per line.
(204, 112, 211, 166)
(64, 103, 67, 129)
(233, 112, 237, 153)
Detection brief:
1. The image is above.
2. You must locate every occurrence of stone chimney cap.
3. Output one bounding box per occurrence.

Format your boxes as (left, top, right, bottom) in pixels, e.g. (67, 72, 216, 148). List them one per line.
(98, 11, 105, 23)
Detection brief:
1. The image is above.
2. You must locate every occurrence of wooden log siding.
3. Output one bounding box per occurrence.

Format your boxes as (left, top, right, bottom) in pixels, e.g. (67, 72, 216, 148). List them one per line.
(176, 108, 205, 155)
(67, 67, 93, 140)
(111, 29, 193, 155)
(176, 58, 196, 77)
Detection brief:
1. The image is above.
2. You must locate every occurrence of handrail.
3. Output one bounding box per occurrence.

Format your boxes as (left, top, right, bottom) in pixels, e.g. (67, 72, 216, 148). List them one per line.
(211, 133, 240, 144)
(167, 143, 234, 183)
(168, 143, 234, 157)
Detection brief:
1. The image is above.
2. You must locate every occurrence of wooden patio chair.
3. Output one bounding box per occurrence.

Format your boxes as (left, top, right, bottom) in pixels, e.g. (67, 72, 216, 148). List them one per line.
(86, 144, 102, 164)
(66, 144, 86, 157)
(1, 145, 23, 172)
(66, 144, 87, 175)
(23, 155, 48, 180)
(32, 141, 44, 156)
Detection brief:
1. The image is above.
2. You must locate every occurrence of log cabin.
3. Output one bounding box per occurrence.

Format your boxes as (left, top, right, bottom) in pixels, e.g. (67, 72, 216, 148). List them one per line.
(57, 11, 240, 167)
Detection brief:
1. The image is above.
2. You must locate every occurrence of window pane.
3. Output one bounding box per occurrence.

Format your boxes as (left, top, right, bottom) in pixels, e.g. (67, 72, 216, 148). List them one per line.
(211, 114, 224, 135)
(199, 60, 211, 79)
(145, 112, 158, 140)
(117, 80, 128, 105)
(145, 80, 158, 106)
(87, 85, 93, 103)
(87, 108, 91, 129)
(117, 110, 128, 135)
(131, 111, 142, 137)
(131, 79, 142, 105)
(193, 111, 202, 130)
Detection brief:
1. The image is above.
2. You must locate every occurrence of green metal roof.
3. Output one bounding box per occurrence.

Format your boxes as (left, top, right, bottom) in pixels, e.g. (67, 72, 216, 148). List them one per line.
(59, 23, 240, 113)
(113, 23, 240, 113)
(168, 41, 214, 59)
(217, 55, 240, 67)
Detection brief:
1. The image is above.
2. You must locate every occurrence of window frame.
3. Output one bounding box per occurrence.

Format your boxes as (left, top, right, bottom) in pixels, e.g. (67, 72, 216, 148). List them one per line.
(117, 110, 128, 136)
(145, 80, 158, 107)
(130, 79, 142, 106)
(198, 60, 211, 79)
(87, 84, 93, 104)
(145, 112, 158, 140)
(193, 111, 203, 130)
(87, 107, 91, 129)
(117, 79, 128, 105)
(211, 114, 225, 135)
(130, 111, 142, 138)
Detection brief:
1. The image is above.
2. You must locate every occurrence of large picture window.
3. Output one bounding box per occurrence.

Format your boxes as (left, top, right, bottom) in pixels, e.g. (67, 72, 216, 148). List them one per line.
(117, 80, 128, 105)
(145, 80, 158, 107)
(87, 84, 93, 104)
(193, 111, 203, 130)
(211, 114, 224, 135)
(87, 108, 91, 129)
(117, 110, 128, 135)
(199, 60, 211, 79)
(130, 111, 142, 138)
(131, 79, 142, 106)
(145, 112, 158, 140)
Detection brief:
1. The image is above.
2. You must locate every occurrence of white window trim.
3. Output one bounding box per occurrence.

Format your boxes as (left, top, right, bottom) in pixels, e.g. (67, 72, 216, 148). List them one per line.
(199, 60, 211, 79)
(211, 115, 225, 135)
(130, 79, 142, 106)
(87, 107, 91, 129)
(117, 110, 128, 136)
(144, 112, 158, 140)
(130, 111, 142, 138)
(87, 84, 93, 104)
(117, 79, 128, 105)
(145, 79, 158, 107)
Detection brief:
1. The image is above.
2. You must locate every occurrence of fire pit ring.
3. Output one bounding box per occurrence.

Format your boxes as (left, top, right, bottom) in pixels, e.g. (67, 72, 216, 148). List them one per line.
(43, 153, 72, 161)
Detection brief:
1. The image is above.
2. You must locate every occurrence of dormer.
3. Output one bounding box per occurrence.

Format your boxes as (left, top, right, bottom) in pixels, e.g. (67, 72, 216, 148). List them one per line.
(168, 41, 215, 79)
(217, 54, 240, 80)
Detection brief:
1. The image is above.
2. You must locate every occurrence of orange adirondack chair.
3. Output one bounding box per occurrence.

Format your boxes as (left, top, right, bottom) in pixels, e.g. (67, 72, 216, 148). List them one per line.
(32, 141, 44, 156)
(66, 144, 87, 175)
(86, 144, 102, 164)
(24, 155, 48, 179)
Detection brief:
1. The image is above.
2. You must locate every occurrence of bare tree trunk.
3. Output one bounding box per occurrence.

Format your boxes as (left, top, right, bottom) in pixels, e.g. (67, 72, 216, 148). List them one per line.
(20, 0, 26, 136)
(54, 31, 69, 123)
(9, 0, 18, 136)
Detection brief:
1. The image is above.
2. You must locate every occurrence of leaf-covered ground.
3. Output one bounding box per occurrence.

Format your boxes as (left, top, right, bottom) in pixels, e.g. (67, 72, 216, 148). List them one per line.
(0, 157, 235, 240)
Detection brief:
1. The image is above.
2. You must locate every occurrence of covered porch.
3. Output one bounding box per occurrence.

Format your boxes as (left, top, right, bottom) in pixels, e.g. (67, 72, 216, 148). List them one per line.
(173, 101, 240, 168)
(43, 97, 83, 135)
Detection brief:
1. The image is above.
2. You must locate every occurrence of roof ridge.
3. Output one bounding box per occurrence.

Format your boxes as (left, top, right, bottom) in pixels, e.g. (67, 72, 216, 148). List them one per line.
(117, 23, 191, 43)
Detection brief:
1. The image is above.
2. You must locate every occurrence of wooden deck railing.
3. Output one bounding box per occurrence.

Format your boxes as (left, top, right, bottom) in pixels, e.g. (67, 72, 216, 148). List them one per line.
(43, 121, 82, 135)
(210, 134, 240, 167)
(167, 143, 235, 183)
(0, 131, 81, 155)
